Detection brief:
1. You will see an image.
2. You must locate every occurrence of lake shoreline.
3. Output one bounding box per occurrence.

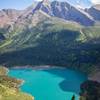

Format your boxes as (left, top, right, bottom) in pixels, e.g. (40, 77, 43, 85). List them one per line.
(9, 65, 67, 70)
(8, 66, 86, 100)
(8, 65, 100, 83)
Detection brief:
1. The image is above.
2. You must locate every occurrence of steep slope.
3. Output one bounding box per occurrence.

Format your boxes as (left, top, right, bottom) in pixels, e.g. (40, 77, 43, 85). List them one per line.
(0, 67, 33, 100)
(0, 9, 22, 28)
(0, 17, 81, 53)
(86, 4, 100, 21)
(80, 80, 100, 100)
(0, 84, 33, 100)
(0, 0, 96, 28)
(0, 17, 100, 74)
(0, 10, 10, 28)
(32, 0, 94, 26)
(0, 0, 100, 74)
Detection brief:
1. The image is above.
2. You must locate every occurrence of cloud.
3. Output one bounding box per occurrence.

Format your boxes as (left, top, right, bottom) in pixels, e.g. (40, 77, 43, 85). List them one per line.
(91, 0, 100, 4)
(34, 0, 42, 1)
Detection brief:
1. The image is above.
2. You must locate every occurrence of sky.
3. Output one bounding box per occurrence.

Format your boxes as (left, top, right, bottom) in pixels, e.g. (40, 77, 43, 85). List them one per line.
(0, 0, 100, 10)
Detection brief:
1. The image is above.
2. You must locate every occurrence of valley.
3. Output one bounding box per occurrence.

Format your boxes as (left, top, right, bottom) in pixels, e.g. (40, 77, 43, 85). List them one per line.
(0, 0, 100, 100)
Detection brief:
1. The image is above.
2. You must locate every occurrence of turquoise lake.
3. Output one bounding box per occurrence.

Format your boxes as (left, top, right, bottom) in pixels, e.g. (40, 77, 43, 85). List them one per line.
(8, 68, 87, 100)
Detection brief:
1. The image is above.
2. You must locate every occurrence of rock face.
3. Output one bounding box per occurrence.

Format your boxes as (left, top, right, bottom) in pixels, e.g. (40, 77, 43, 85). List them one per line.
(33, 0, 94, 26)
(89, 71, 100, 83)
(87, 4, 100, 21)
(0, 10, 10, 27)
(80, 80, 100, 100)
(0, 9, 22, 27)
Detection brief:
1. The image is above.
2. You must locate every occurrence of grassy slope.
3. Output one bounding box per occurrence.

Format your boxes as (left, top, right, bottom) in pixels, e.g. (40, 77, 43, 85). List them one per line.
(0, 84, 33, 100)
(0, 67, 33, 100)
(0, 19, 100, 73)
(0, 19, 81, 52)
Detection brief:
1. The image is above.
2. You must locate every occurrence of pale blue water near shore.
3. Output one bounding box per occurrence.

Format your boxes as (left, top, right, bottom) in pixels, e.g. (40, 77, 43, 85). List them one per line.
(8, 68, 87, 100)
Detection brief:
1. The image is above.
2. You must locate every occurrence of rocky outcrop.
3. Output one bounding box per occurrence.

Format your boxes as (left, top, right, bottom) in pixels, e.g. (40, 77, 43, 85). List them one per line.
(86, 4, 100, 21)
(89, 71, 100, 83)
(32, 0, 94, 26)
(80, 80, 100, 100)
(0, 9, 22, 28)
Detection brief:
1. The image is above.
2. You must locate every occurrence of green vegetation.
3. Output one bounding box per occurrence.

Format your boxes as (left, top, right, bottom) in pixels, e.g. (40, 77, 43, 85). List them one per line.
(71, 95, 75, 100)
(0, 39, 12, 48)
(82, 26, 100, 39)
(0, 66, 33, 100)
(0, 19, 100, 74)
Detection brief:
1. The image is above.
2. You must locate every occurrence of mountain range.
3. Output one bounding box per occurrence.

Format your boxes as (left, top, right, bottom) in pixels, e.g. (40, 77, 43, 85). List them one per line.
(0, 0, 100, 75)
(0, 0, 100, 27)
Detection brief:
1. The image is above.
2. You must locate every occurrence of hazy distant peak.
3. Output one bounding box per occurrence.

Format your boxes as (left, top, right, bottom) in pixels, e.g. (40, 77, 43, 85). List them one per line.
(93, 4, 100, 10)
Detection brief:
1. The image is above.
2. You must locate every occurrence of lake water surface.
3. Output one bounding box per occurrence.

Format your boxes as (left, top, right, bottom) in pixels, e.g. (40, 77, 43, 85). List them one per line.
(9, 68, 87, 100)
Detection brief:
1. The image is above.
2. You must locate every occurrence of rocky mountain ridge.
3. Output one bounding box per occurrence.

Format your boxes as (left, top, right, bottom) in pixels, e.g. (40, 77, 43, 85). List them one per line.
(0, 0, 100, 28)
